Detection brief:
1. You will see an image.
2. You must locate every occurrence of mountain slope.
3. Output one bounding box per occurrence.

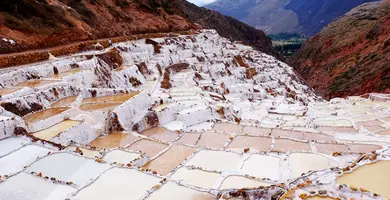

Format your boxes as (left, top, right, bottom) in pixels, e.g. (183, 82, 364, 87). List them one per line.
(0, 0, 194, 54)
(173, 0, 280, 59)
(0, 0, 278, 59)
(290, 1, 390, 99)
(206, 0, 379, 36)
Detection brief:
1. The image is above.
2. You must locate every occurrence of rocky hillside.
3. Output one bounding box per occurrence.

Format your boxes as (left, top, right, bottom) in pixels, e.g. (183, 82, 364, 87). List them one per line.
(0, 0, 193, 54)
(290, 1, 390, 99)
(206, 0, 378, 36)
(0, 0, 278, 59)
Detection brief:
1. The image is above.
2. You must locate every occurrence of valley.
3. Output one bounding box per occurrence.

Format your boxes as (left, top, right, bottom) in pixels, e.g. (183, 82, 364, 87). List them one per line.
(206, 0, 379, 36)
(270, 33, 306, 58)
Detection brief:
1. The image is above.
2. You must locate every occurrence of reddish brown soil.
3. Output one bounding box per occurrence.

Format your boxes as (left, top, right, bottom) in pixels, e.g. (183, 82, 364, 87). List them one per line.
(145, 38, 161, 54)
(161, 71, 172, 89)
(290, 1, 390, 99)
(234, 55, 249, 68)
(136, 62, 149, 76)
(97, 48, 123, 69)
(0, 0, 279, 68)
(0, 0, 194, 54)
(166, 63, 189, 73)
(246, 68, 257, 79)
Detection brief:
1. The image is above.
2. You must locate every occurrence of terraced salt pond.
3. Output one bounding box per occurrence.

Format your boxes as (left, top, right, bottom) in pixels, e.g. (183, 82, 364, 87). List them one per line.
(82, 93, 139, 104)
(27, 153, 111, 186)
(89, 132, 139, 149)
(185, 150, 243, 172)
(288, 153, 336, 179)
(51, 96, 78, 108)
(128, 139, 168, 158)
(79, 93, 139, 112)
(23, 107, 69, 124)
(16, 80, 61, 88)
(0, 88, 20, 96)
(66, 146, 101, 158)
(144, 145, 196, 175)
(306, 197, 337, 200)
(140, 127, 180, 142)
(80, 102, 121, 112)
(241, 154, 281, 180)
(337, 161, 390, 199)
(219, 176, 271, 189)
(146, 182, 214, 200)
(73, 168, 161, 200)
(0, 173, 75, 200)
(32, 120, 81, 140)
(51, 93, 139, 112)
(170, 167, 220, 188)
(103, 149, 141, 164)
(1, 30, 390, 199)
(0, 137, 30, 158)
(49, 68, 86, 79)
(0, 145, 50, 176)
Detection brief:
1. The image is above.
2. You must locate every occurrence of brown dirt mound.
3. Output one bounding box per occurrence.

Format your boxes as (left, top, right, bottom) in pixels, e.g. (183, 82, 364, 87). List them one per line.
(97, 48, 124, 69)
(161, 71, 172, 89)
(145, 38, 161, 54)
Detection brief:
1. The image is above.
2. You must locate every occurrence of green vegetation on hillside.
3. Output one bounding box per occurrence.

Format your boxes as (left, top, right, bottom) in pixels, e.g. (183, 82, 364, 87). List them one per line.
(269, 33, 306, 58)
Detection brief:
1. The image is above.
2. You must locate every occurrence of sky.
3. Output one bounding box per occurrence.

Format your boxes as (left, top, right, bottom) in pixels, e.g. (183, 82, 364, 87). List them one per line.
(186, 0, 217, 6)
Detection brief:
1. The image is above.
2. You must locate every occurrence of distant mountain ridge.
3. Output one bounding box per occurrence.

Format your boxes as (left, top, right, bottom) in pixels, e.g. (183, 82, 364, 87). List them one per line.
(174, 0, 280, 59)
(206, 0, 379, 36)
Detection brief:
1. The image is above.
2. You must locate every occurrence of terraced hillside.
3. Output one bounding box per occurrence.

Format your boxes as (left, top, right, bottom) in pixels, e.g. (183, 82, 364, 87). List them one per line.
(0, 0, 278, 61)
(0, 0, 193, 54)
(1, 30, 390, 200)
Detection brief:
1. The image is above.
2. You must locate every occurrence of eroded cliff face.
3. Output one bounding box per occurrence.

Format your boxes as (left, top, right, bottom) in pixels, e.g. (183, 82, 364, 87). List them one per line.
(290, 1, 390, 99)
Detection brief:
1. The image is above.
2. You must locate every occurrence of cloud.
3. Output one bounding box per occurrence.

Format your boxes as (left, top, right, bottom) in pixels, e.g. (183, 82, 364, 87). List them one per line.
(186, 0, 216, 6)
